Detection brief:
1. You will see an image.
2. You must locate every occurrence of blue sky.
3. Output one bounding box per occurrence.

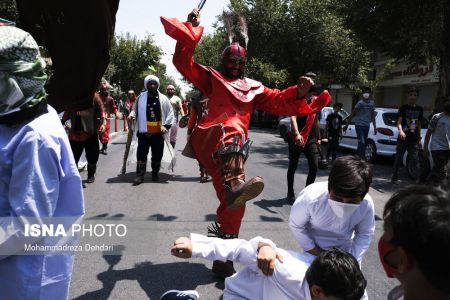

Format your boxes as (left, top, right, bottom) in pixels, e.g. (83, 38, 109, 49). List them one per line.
(115, 0, 230, 95)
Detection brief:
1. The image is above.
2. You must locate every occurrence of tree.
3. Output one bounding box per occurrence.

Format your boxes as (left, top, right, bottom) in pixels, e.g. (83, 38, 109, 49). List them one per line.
(0, 0, 17, 24)
(108, 33, 163, 93)
(337, 0, 450, 110)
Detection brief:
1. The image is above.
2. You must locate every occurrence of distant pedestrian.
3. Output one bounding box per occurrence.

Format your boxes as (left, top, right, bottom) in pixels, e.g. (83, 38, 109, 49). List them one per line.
(128, 75, 174, 185)
(423, 97, 450, 185)
(98, 79, 118, 154)
(62, 94, 107, 185)
(124, 90, 137, 130)
(344, 87, 377, 159)
(167, 84, 186, 149)
(326, 102, 343, 162)
(391, 86, 423, 184)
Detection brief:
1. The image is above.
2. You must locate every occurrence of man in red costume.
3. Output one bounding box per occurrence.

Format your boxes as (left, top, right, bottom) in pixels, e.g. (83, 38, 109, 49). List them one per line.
(161, 9, 330, 277)
(98, 79, 118, 154)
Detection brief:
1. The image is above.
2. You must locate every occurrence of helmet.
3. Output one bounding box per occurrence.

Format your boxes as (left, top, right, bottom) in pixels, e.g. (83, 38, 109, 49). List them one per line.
(222, 42, 247, 64)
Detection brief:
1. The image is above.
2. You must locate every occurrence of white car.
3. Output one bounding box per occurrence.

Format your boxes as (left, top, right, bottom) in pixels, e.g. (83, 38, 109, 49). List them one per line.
(340, 108, 427, 162)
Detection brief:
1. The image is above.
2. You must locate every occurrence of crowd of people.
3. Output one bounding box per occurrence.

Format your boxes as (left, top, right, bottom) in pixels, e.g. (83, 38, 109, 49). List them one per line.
(1, 7, 450, 300)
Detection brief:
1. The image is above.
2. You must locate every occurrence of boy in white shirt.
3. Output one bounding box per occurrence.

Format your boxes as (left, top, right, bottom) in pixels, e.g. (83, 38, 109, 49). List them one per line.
(289, 155, 375, 263)
(167, 234, 366, 300)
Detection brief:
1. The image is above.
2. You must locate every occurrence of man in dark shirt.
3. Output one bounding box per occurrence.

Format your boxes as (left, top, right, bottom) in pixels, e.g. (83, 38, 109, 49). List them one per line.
(326, 103, 343, 162)
(392, 86, 423, 183)
(286, 97, 321, 203)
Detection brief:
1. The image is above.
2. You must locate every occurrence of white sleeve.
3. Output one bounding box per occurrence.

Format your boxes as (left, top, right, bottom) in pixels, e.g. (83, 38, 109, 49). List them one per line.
(288, 191, 316, 251)
(190, 233, 276, 272)
(351, 197, 375, 263)
(162, 97, 175, 126)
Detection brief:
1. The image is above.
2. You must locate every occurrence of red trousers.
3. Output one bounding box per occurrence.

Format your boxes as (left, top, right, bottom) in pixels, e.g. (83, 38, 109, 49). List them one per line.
(99, 120, 111, 144)
(191, 126, 245, 235)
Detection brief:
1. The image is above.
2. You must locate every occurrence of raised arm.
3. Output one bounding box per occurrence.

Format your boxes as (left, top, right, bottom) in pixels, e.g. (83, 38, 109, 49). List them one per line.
(161, 10, 212, 96)
(254, 78, 330, 118)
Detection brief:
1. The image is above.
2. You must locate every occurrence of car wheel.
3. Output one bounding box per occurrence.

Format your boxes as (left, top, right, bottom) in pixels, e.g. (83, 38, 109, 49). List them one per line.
(407, 151, 430, 181)
(364, 141, 377, 162)
(279, 125, 288, 139)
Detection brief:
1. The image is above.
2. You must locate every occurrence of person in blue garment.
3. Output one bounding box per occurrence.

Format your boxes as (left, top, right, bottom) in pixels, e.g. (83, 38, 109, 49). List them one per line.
(0, 24, 85, 299)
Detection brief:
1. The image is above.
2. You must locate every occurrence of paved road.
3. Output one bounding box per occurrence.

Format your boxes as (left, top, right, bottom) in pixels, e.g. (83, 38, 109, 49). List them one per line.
(69, 126, 404, 300)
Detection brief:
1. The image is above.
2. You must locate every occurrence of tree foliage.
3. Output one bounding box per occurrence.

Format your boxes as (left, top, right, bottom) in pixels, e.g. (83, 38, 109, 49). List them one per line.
(107, 33, 180, 97)
(337, 0, 450, 108)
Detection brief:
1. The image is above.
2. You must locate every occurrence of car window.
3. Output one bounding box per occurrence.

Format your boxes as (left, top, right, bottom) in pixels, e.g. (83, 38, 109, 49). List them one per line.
(383, 113, 398, 127)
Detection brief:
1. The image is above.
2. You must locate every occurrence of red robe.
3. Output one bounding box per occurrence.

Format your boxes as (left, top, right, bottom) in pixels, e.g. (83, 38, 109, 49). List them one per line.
(161, 17, 330, 234)
(99, 94, 117, 144)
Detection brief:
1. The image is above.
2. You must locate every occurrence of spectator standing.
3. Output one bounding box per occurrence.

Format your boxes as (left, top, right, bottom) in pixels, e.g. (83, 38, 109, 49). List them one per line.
(345, 87, 377, 159)
(98, 79, 118, 154)
(326, 102, 344, 162)
(62, 95, 107, 185)
(166, 84, 186, 149)
(423, 98, 450, 185)
(286, 86, 321, 203)
(391, 86, 423, 183)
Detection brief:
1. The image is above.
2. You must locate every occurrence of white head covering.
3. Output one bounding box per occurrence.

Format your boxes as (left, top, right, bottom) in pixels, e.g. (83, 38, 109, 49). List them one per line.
(144, 75, 160, 90)
(166, 84, 175, 90)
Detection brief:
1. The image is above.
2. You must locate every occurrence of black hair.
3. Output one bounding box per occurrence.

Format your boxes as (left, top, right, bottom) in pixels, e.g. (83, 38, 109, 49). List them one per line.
(361, 86, 371, 93)
(407, 86, 419, 95)
(305, 249, 366, 300)
(333, 102, 343, 109)
(328, 156, 372, 199)
(383, 185, 450, 295)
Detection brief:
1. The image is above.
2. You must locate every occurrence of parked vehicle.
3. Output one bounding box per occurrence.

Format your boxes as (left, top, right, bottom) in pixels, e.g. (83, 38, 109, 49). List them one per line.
(340, 108, 427, 162)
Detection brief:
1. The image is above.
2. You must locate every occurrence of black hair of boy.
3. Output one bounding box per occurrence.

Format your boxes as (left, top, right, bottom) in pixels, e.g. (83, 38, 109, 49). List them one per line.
(328, 156, 372, 199)
(305, 249, 367, 300)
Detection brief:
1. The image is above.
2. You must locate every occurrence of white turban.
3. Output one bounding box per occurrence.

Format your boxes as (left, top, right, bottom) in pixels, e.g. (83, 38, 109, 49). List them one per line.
(144, 75, 160, 90)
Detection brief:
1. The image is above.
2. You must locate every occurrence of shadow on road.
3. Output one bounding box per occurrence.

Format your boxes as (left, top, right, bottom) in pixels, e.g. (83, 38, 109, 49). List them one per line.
(170, 175, 203, 182)
(106, 172, 171, 184)
(253, 198, 290, 214)
(72, 248, 220, 300)
(147, 214, 178, 221)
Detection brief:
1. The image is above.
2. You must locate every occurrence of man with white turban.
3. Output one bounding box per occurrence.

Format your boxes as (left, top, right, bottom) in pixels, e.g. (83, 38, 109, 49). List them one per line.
(0, 24, 84, 299)
(129, 75, 174, 184)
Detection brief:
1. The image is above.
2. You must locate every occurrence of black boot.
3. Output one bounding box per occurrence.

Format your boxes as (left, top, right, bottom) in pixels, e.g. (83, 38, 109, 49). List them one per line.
(87, 164, 96, 183)
(100, 143, 108, 155)
(151, 161, 160, 181)
(133, 161, 146, 185)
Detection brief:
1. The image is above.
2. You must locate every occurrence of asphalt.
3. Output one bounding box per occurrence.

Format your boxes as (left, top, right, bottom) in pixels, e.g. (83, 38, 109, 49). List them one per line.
(69, 124, 406, 300)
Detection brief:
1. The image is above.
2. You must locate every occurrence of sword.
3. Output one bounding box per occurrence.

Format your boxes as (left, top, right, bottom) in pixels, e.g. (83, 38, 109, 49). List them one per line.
(198, 0, 207, 11)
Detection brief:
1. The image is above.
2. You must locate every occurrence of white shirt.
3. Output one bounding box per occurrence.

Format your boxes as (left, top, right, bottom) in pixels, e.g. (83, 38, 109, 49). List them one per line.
(289, 181, 375, 263)
(191, 233, 314, 300)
